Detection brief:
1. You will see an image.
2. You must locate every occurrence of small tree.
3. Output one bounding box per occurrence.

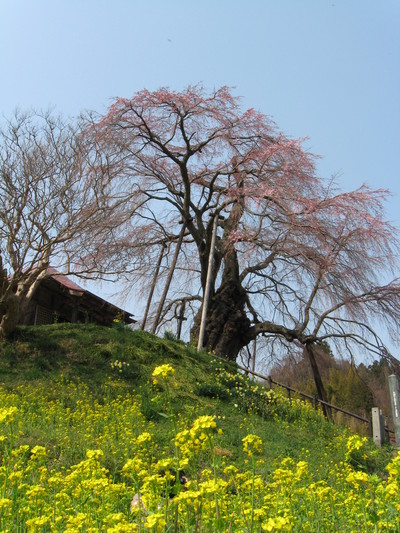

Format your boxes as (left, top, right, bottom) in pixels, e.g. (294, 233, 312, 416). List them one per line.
(0, 110, 137, 338)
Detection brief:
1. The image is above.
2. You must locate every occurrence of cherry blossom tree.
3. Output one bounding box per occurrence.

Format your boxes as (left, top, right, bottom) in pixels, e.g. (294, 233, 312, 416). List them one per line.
(90, 85, 400, 401)
(0, 110, 139, 338)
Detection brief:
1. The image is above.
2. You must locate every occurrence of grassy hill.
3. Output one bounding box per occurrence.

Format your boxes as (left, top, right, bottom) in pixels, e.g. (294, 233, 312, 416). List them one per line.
(0, 323, 398, 532)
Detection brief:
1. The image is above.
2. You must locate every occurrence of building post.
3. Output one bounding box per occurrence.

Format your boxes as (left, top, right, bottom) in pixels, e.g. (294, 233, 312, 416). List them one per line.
(388, 374, 400, 447)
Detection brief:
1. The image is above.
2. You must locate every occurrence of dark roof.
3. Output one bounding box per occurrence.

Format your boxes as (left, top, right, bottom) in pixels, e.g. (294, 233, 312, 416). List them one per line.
(45, 267, 136, 324)
(47, 267, 85, 294)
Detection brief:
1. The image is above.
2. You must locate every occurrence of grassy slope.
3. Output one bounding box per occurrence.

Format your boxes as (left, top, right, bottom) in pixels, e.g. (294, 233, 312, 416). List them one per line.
(0, 323, 392, 479)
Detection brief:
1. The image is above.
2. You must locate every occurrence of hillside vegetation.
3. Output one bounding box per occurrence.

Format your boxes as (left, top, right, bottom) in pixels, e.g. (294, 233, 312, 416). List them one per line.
(269, 347, 394, 431)
(0, 323, 399, 532)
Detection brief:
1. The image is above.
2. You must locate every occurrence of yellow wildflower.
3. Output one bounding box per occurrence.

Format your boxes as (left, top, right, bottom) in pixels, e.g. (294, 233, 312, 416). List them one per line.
(145, 512, 166, 531)
(242, 434, 263, 456)
(262, 516, 290, 531)
(152, 364, 175, 380)
(0, 406, 18, 424)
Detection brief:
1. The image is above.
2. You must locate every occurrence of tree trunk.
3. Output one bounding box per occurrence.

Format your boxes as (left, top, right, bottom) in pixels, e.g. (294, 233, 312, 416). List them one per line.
(0, 271, 46, 339)
(304, 343, 332, 419)
(0, 292, 23, 339)
(151, 224, 186, 334)
(141, 241, 166, 330)
(200, 282, 251, 360)
(192, 247, 251, 360)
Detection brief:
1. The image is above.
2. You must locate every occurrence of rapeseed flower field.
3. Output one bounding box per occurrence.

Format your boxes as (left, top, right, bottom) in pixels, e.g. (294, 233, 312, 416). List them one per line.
(0, 325, 399, 531)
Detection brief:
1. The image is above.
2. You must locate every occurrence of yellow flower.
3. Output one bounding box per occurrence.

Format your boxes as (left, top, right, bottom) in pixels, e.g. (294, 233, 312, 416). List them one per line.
(262, 516, 290, 531)
(108, 524, 137, 533)
(0, 406, 18, 424)
(145, 512, 166, 531)
(86, 449, 104, 460)
(191, 415, 216, 433)
(384, 480, 399, 499)
(386, 452, 400, 480)
(30, 445, 47, 458)
(0, 498, 12, 515)
(152, 364, 175, 380)
(242, 434, 263, 456)
(346, 470, 369, 487)
(345, 435, 367, 455)
(136, 432, 152, 446)
(26, 515, 50, 531)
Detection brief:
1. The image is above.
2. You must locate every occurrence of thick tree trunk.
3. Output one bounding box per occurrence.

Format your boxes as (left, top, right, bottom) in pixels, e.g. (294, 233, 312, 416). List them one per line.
(198, 281, 251, 360)
(0, 293, 23, 339)
(193, 246, 251, 360)
(0, 271, 46, 339)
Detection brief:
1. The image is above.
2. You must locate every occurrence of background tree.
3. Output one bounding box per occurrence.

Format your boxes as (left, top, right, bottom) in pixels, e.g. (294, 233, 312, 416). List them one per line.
(89, 85, 400, 401)
(269, 345, 374, 418)
(0, 110, 138, 338)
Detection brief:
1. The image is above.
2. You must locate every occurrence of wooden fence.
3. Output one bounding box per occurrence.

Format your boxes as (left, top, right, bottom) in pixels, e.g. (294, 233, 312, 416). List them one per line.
(214, 355, 394, 438)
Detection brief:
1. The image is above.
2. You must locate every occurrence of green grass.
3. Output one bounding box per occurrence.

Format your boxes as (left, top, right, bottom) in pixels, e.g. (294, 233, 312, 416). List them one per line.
(0, 323, 397, 531)
(0, 323, 390, 474)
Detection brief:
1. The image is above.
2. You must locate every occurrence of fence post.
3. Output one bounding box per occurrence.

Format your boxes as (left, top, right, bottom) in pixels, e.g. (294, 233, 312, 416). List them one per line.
(371, 407, 385, 447)
(388, 374, 400, 447)
(287, 388, 291, 404)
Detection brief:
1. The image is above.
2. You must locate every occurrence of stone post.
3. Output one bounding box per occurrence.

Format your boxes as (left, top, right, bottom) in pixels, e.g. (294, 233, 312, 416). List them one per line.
(371, 407, 385, 447)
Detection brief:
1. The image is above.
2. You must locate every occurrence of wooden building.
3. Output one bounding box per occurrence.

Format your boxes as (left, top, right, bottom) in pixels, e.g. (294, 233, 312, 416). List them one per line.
(20, 268, 135, 327)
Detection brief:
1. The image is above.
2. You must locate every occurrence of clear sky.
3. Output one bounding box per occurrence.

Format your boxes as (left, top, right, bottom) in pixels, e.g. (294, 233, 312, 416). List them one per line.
(1, 0, 399, 315)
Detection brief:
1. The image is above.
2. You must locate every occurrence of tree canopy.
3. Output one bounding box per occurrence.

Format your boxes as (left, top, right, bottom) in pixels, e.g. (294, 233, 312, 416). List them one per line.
(1, 88, 400, 404)
(90, 85, 400, 393)
(0, 110, 136, 337)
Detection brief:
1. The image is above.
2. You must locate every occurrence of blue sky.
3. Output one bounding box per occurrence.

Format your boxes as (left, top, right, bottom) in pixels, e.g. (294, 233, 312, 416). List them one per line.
(1, 0, 399, 315)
